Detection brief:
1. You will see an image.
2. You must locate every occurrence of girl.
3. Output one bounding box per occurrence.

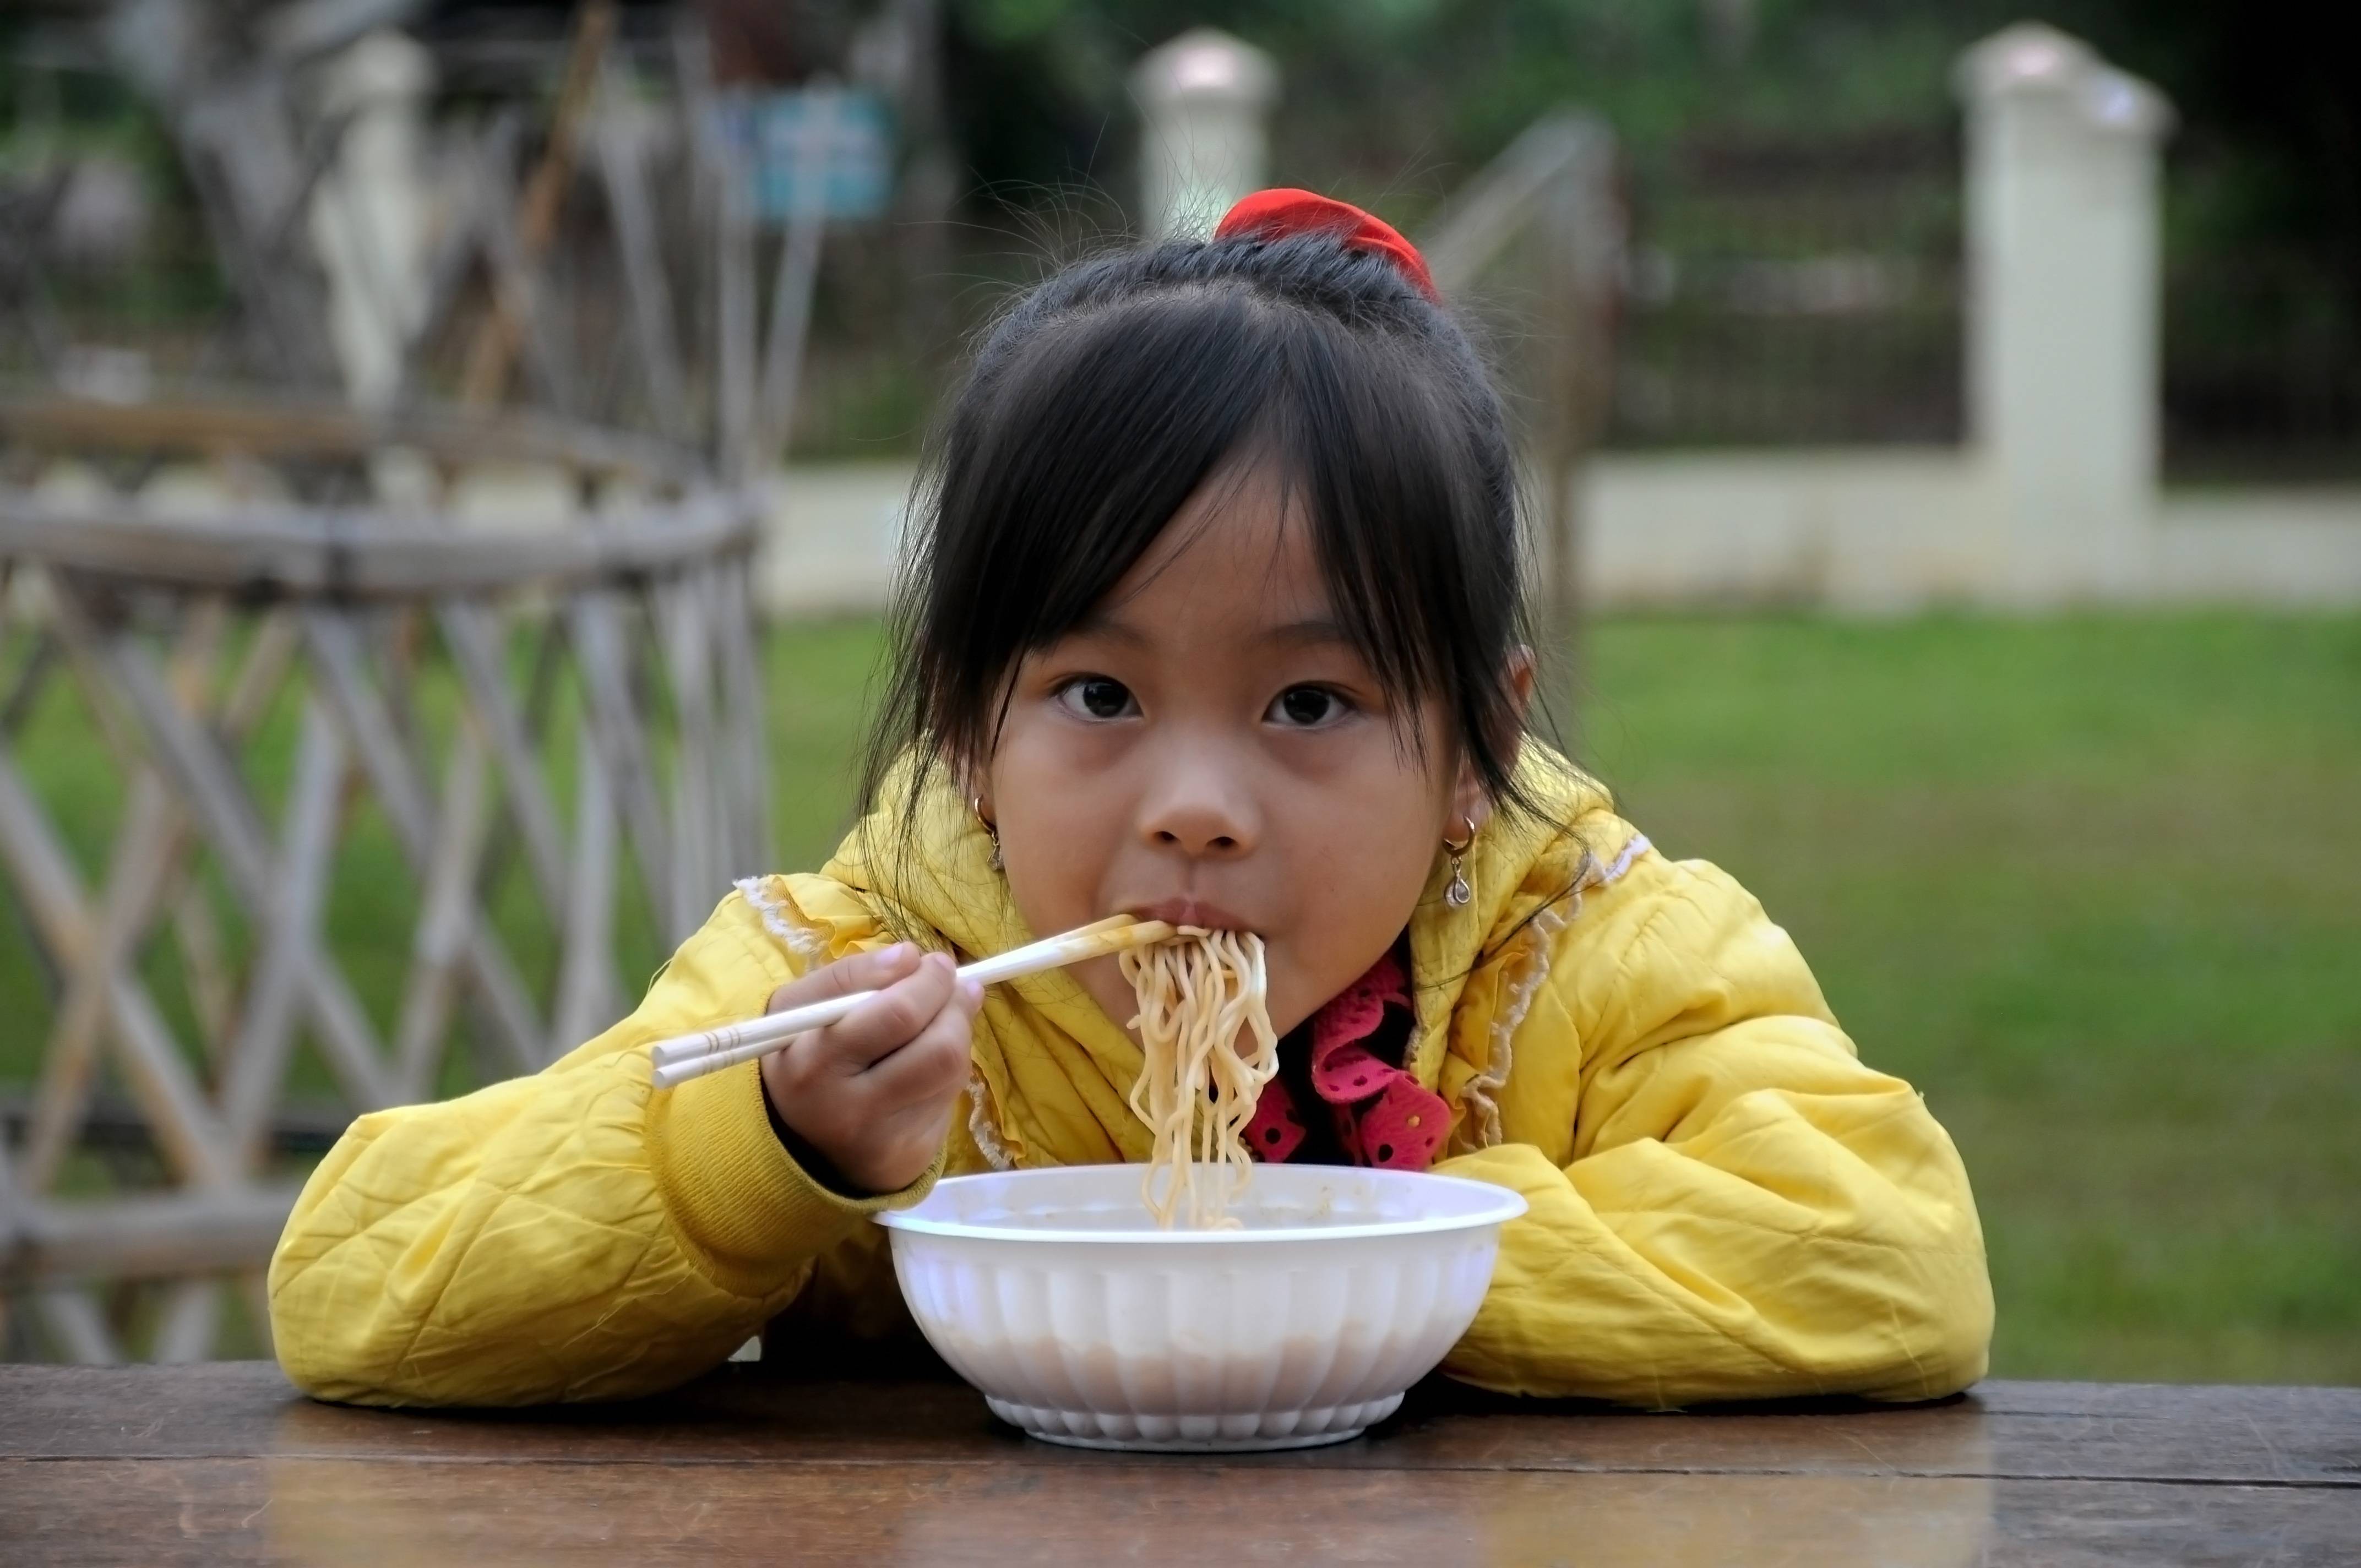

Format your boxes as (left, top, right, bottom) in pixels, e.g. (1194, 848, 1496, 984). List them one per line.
(270, 191, 1992, 1409)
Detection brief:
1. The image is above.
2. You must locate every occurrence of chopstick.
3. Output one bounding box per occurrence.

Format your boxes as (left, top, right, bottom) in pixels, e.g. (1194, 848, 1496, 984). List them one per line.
(646, 915, 1177, 1090)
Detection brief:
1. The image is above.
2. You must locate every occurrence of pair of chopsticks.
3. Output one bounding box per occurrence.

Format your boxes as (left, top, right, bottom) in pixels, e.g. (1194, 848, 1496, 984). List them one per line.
(646, 914, 1177, 1090)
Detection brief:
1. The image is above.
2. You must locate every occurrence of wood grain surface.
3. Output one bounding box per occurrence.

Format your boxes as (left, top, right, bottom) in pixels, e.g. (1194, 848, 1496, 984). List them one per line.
(2, 1364, 2354, 1565)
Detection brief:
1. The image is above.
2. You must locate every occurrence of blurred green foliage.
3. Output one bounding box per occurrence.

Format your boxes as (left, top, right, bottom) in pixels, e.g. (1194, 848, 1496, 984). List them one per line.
(942, 0, 2355, 263)
(946, 0, 1971, 225)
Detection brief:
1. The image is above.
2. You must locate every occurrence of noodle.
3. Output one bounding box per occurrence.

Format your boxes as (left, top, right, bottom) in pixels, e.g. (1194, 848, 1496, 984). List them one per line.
(1120, 928, 1281, 1229)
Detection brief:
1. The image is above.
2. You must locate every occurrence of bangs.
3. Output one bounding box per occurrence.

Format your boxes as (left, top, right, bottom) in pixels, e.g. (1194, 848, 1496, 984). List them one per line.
(904, 282, 1514, 760)
(865, 231, 1535, 830)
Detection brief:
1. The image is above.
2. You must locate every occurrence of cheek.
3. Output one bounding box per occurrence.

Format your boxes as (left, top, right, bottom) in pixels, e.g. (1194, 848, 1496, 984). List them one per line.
(1263, 729, 1450, 1026)
(987, 718, 1128, 927)
(1290, 797, 1439, 935)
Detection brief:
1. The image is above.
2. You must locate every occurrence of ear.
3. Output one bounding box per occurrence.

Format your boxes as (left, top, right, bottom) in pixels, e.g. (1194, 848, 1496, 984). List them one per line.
(1448, 647, 1536, 835)
(1498, 646, 1536, 763)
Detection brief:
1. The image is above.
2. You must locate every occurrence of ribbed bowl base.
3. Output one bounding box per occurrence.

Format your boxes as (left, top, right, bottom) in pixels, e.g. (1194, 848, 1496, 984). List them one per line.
(986, 1393, 1405, 1452)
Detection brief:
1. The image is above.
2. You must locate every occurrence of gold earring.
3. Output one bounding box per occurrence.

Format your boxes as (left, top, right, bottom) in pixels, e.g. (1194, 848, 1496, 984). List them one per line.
(1441, 815, 1476, 908)
(972, 796, 1003, 872)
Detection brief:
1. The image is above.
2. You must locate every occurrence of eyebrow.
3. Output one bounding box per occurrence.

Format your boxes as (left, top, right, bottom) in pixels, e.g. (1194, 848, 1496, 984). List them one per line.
(1067, 611, 1150, 647)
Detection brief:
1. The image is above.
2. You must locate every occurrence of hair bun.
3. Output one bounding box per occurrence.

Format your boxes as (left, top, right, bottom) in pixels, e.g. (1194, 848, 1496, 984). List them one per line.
(1213, 188, 1440, 303)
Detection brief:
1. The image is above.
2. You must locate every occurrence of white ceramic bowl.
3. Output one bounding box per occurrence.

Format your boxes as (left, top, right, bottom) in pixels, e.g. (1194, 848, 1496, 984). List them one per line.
(876, 1163, 1526, 1452)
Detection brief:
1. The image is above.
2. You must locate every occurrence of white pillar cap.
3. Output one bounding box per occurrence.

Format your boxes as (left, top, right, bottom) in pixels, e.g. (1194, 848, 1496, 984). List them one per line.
(1955, 22, 2173, 139)
(1131, 28, 1278, 113)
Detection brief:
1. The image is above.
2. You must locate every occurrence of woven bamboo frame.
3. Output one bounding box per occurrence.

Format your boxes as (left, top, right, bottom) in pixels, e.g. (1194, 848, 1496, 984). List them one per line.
(0, 397, 768, 1363)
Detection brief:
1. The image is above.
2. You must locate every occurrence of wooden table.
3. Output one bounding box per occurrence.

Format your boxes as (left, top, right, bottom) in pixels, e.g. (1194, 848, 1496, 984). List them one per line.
(2, 1364, 2355, 1564)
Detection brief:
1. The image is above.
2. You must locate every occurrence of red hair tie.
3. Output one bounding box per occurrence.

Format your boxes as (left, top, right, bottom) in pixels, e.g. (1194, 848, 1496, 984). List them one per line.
(1214, 188, 1440, 303)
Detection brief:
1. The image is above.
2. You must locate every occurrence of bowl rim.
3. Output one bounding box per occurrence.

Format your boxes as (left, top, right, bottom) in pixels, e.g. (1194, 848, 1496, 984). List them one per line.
(874, 1166, 1528, 1245)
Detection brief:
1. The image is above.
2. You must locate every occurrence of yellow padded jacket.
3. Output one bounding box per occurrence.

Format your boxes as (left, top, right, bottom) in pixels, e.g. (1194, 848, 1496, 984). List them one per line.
(269, 754, 1992, 1408)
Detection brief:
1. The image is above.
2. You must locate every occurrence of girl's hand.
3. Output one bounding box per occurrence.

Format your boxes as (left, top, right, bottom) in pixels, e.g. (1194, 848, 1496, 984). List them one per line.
(758, 945, 984, 1195)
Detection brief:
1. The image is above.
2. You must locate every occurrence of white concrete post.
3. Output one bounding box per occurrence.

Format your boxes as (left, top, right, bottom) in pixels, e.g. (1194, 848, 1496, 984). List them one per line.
(1958, 23, 2174, 601)
(1131, 29, 1278, 241)
(308, 30, 437, 408)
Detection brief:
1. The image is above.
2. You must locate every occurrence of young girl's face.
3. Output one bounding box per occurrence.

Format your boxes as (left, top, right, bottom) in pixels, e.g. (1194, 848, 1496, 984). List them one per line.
(980, 461, 1513, 1041)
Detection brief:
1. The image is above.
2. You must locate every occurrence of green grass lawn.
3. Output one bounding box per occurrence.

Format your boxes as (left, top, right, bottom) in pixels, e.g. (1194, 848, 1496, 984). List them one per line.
(1578, 613, 2361, 1385)
(5, 612, 2357, 1383)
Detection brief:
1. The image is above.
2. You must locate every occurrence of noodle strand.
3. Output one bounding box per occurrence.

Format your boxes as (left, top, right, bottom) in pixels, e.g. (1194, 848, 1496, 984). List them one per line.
(1121, 928, 1281, 1228)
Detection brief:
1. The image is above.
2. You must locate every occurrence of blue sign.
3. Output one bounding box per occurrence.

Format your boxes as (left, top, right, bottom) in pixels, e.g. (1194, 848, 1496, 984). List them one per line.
(715, 86, 894, 225)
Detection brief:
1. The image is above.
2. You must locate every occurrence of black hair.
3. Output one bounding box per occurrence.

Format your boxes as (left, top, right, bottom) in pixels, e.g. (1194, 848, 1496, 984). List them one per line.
(857, 227, 1548, 837)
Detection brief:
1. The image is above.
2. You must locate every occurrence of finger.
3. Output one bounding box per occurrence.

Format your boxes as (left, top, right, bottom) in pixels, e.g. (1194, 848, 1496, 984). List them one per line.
(856, 976, 982, 1106)
(807, 952, 958, 1073)
(767, 942, 920, 1014)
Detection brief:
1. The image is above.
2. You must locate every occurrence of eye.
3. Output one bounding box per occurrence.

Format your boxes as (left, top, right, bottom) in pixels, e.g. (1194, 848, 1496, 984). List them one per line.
(1267, 685, 1352, 729)
(1054, 675, 1139, 721)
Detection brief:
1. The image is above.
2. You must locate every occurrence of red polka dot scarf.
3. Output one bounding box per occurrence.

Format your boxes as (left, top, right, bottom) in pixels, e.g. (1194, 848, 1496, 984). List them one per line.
(1242, 946, 1452, 1171)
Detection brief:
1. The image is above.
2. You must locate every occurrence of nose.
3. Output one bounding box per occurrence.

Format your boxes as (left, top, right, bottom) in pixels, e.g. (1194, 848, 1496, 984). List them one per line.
(1136, 735, 1259, 859)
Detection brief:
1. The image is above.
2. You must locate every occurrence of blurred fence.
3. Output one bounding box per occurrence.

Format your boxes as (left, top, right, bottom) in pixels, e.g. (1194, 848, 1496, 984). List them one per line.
(2164, 250, 2361, 480)
(1610, 127, 1965, 450)
(1603, 127, 2361, 477)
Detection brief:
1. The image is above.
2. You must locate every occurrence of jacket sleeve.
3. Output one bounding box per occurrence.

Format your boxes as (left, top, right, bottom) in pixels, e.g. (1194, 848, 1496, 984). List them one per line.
(268, 890, 936, 1406)
(1434, 845, 1993, 1407)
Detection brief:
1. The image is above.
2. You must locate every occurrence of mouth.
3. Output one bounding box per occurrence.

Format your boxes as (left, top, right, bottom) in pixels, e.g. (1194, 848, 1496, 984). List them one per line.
(1127, 897, 1255, 933)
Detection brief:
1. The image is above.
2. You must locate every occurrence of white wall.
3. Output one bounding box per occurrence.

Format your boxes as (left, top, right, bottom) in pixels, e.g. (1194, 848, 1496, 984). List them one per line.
(755, 465, 915, 614)
(25, 451, 2348, 621)
(750, 457, 2361, 617)
(2153, 493, 2361, 606)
